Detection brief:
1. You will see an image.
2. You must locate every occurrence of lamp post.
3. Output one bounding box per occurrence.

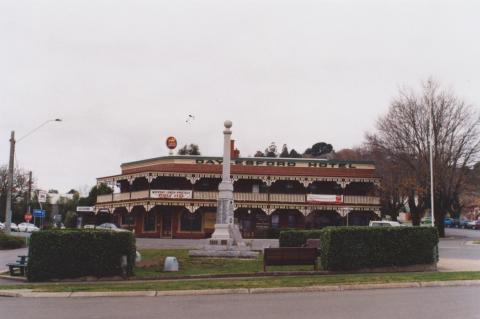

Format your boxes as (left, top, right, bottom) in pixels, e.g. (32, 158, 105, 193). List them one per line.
(4, 119, 62, 234)
(429, 104, 435, 228)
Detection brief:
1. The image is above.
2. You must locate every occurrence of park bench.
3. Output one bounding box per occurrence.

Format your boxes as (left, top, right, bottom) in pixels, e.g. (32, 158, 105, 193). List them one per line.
(263, 247, 318, 271)
(304, 239, 322, 256)
(6, 255, 28, 276)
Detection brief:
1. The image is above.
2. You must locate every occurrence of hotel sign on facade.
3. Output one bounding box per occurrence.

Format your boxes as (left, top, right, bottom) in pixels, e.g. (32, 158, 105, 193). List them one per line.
(306, 194, 343, 204)
(150, 190, 193, 199)
(195, 159, 362, 169)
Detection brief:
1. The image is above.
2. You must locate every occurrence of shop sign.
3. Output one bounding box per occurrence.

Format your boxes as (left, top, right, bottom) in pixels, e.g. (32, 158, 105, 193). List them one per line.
(306, 194, 343, 204)
(77, 206, 96, 212)
(150, 190, 192, 199)
(166, 136, 177, 149)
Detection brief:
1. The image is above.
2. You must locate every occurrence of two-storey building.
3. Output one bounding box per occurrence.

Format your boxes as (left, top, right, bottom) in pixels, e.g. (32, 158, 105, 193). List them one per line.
(90, 155, 381, 238)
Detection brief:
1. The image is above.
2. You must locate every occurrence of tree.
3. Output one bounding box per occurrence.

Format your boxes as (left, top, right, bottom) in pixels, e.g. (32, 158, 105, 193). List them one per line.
(254, 151, 265, 157)
(178, 144, 201, 155)
(0, 165, 31, 223)
(78, 184, 113, 206)
(264, 142, 278, 158)
(279, 144, 289, 158)
(304, 142, 334, 158)
(367, 79, 480, 236)
(288, 149, 302, 158)
(64, 211, 78, 228)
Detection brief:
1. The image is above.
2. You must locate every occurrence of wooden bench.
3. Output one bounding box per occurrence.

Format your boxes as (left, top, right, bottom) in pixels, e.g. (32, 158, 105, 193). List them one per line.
(304, 239, 322, 256)
(6, 255, 28, 276)
(263, 247, 318, 271)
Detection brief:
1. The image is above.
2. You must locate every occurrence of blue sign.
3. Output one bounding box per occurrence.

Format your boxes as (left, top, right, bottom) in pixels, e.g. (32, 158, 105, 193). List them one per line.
(33, 209, 46, 218)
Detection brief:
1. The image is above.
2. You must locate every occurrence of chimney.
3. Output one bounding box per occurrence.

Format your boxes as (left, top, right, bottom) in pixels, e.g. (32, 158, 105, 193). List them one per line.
(231, 140, 240, 159)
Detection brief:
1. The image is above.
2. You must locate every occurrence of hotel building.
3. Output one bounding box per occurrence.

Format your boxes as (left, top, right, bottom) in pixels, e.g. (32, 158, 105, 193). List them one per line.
(90, 152, 381, 238)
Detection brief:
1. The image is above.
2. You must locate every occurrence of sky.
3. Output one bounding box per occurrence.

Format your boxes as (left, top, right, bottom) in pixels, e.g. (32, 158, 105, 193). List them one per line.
(1, 0, 479, 194)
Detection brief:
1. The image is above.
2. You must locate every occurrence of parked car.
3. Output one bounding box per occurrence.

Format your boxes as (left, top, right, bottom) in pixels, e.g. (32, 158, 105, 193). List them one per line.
(10, 223, 18, 232)
(444, 218, 455, 228)
(0, 222, 4, 231)
(467, 220, 480, 230)
(17, 222, 40, 232)
(96, 223, 129, 232)
(83, 224, 96, 229)
(369, 221, 403, 227)
(458, 219, 470, 229)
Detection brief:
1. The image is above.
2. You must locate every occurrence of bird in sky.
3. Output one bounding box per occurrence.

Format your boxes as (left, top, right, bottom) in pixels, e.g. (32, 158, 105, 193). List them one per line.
(186, 114, 195, 124)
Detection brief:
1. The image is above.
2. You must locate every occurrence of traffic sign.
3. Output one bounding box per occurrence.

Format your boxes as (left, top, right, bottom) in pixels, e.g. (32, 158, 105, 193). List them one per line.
(33, 209, 46, 218)
(24, 213, 32, 222)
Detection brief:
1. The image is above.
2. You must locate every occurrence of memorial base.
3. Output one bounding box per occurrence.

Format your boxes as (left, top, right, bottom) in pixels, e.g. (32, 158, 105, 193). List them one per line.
(189, 224, 259, 259)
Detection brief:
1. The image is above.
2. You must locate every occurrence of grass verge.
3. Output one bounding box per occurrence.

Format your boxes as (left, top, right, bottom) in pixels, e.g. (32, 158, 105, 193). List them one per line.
(135, 249, 312, 278)
(0, 272, 479, 293)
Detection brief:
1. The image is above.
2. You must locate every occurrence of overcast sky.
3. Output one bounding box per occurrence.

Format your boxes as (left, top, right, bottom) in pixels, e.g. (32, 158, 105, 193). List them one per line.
(1, 0, 479, 194)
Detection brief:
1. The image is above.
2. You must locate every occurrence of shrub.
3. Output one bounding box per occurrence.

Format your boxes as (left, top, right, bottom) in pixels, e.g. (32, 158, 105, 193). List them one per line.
(320, 226, 439, 271)
(279, 230, 323, 247)
(64, 211, 77, 228)
(27, 230, 136, 282)
(0, 233, 26, 250)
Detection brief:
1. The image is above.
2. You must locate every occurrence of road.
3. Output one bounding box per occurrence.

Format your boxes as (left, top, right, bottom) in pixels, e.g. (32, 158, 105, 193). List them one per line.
(0, 286, 479, 319)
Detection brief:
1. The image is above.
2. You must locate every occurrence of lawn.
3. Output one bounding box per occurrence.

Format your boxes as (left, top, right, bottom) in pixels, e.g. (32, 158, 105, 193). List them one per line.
(134, 249, 313, 278)
(1, 271, 480, 293)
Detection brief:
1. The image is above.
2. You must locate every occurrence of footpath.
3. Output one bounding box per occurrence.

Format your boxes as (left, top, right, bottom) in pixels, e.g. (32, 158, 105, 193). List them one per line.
(1, 280, 480, 298)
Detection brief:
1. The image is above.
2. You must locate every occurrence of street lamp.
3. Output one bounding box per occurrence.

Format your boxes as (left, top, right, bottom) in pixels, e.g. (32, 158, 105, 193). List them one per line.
(429, 104, 435, 228)
(4, 119, 62, 234)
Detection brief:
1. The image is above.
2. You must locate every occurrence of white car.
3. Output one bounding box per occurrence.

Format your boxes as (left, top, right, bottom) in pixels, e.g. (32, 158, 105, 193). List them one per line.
(96, 223, 129, 232)
(369, 221, 404, 227)
(17, 222, 40, 232)
(11, 223, 18, 232)
(3, 222, 19, 232)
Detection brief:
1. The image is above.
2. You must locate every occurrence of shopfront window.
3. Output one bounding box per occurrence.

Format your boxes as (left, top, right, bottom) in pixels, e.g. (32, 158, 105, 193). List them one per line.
(271, 214, 279, 229)
(143, 212, 156, 232)
(180, 212, 202, 232)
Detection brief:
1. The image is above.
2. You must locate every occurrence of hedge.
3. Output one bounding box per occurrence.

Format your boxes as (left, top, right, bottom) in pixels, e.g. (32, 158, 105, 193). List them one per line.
(320, 227, 439, 271)
(279, 227, 439, 271)
(27, 230, 136, 282)
(0, 233, 26, 250)
(279, 230, 323, 247)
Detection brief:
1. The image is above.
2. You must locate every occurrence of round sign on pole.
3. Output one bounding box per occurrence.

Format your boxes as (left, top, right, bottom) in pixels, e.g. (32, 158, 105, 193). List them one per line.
(166, 136, 177, 150)
(24, 213, 32, 222)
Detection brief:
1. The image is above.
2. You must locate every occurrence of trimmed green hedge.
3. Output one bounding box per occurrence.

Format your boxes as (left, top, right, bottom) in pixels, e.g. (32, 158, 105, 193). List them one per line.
(279, 230, 323, 247)
(279, 227, 439, 271)
(320, 227, 439, 271)
(0, 233, 26, 250)
(27, 230, 136, 282)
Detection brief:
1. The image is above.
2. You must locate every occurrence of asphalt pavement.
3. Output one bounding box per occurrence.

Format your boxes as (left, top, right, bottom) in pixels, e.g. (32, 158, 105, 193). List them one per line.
(0, 286, 478, 319)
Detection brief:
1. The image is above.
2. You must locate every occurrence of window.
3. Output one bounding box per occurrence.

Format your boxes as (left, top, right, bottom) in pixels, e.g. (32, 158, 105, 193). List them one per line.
(271, 215, 279, 229)
(180, 212, 202, 232)
(288, 214, 296, 228)
(143, 212, 156, 232)
(121, 214, 135, 225)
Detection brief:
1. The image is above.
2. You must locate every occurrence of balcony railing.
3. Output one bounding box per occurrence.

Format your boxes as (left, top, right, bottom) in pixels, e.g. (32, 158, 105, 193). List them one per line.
(269, 193, 305, 203)
(97, 191, 380, 206)
(344, 195, 380, 205)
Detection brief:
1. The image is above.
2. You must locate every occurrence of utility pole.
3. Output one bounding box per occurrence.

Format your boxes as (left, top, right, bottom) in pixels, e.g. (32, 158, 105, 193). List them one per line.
(27, 171, 32, 214)
(5, 131, 15, 235)
(429, 103, 435, 228)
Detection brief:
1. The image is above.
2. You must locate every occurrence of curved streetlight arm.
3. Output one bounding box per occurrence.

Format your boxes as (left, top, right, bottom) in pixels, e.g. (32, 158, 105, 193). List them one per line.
(4, 118, 62, 234)
(17, 119, 62, 143)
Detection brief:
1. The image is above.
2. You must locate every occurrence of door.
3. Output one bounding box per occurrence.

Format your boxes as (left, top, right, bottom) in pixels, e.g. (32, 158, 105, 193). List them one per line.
(161, 212, 172, 238)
